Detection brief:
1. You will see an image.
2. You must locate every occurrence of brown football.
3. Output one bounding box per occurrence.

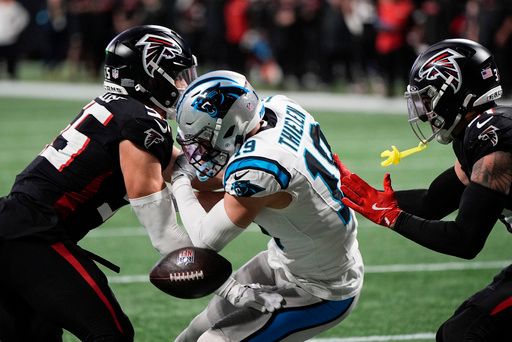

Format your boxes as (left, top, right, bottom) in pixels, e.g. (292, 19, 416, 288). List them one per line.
(149, 247, 232, 299)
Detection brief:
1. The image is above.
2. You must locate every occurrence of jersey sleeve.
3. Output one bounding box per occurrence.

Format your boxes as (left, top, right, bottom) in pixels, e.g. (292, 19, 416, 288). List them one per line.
(223, 157, 291, 197)
(98, 94, 175, 168)
(120, 117, 174, 168)
(464, 110, 512, 166)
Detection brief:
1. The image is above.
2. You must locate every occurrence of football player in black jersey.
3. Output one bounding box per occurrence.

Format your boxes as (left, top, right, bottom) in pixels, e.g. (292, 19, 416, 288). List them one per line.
(338, 39, 512, 341)
(0, 25, 198, 341)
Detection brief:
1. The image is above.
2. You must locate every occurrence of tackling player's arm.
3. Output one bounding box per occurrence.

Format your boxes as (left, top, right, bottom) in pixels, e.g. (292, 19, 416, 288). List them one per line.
(394, 165, 465, 219)
(120, 140, 191, 255)
(341, 153, 510, 259)
(393, 152, 510, 259)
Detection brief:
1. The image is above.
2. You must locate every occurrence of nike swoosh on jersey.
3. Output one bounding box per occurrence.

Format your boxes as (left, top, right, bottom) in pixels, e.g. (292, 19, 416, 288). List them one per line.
(234, 170, 250, 180)
(372, 203, 392, 211)
(476, 117, 493, 129)
(154, 119, 170, 134)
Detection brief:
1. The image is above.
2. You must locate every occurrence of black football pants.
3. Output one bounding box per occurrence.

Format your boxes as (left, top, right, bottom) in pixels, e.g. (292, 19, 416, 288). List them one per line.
(436, 264, 512, 342)
(0, 238, 134, 341)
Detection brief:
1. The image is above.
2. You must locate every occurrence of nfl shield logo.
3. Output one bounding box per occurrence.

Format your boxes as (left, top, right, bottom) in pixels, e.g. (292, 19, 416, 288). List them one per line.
(177, 248, 195, 266)
(112, 68, 119, 79)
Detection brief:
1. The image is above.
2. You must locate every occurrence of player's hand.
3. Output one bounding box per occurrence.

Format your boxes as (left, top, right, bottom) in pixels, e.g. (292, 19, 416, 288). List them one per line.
(341, 173, 402, 228)
(234, 283, 284, 313)
(216, 277, 284, 313)
(333, 153, 351, 178)
(171, 154, 196, 184)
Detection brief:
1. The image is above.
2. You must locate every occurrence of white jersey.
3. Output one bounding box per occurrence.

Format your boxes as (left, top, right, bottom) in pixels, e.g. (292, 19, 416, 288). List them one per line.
(223, 95, 363, 300)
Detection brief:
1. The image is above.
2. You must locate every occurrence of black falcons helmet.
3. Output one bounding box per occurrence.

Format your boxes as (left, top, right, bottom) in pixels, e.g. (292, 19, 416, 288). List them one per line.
(405, 38, 502, 144)
(104, 25, 197, 118)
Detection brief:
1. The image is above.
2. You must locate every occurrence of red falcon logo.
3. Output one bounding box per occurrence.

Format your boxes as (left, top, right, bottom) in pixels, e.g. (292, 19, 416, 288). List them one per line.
(144, 128, 164, 148)
(478, 125, 499, 146)
(418, 49, 464, 93)
(136, 34, 183, 78)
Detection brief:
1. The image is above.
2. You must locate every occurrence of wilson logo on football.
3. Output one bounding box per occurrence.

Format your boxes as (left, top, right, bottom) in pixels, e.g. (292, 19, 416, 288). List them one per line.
(136, 34, 183, 78)
(418, 48, 464, 93)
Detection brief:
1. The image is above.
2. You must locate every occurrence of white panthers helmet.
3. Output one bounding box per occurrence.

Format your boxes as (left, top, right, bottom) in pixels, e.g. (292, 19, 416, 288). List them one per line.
(175, 70, 264, 178)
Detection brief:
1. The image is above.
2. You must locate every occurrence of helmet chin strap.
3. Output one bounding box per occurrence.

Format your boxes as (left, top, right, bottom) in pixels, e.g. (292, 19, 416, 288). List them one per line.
(433, 75, 466, 144)
(150, 96, 176, 119)
(435, 91, 479, 144)
(436, 113, 462, 144)
(135, 83, 175, 119)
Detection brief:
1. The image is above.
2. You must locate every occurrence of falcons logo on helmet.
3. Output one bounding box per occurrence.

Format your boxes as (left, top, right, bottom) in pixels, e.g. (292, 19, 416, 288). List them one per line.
(418, 49, 464, 93)
(136, 34, 183, 78)
(478, 125, 499, 146)
(144, 128, 165, 148)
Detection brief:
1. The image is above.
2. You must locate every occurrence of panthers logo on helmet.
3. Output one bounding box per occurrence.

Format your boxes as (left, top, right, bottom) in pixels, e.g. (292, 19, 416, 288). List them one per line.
(418, 49, 464, 93)
(136, 34, 183, 78)
(192, 82, 249, 119)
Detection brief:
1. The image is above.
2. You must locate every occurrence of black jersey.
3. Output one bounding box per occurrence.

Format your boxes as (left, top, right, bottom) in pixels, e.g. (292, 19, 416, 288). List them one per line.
(5, 93, 174, 241)
(453, 105, 512, 206)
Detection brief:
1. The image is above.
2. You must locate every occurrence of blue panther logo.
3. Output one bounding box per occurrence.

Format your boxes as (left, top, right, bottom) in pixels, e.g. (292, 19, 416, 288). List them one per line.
(231, 180, 265, 197)
(192, 82, 249, 118)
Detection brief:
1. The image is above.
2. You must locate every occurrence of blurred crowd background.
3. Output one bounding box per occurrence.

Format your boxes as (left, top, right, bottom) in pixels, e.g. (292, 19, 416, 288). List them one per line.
(1, 0, 511, 97)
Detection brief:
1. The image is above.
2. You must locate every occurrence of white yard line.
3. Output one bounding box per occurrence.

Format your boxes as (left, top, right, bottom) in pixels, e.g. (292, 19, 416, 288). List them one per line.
(87, 227, 147, 237)
(2, 80, 510, 114)
(365, 260, 510, 273)
(92, 228, 510, 283)
(0, 80, 407, 113)
(309, 333, 436, 341)
(86, 225, 261, 237)
(107, 260, 510, 284)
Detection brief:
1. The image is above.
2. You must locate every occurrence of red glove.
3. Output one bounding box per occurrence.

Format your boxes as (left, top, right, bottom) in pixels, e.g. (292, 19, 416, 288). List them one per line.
(341, 173, 402, 228)
(333, 153, 351, 178)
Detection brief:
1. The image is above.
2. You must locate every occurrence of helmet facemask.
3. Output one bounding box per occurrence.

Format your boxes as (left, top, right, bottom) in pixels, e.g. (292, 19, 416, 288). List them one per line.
(177, 127, 230, 179)
(405, 75, 464, 145)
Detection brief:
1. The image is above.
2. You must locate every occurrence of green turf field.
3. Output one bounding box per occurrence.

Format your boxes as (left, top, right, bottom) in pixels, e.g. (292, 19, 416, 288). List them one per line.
(0, 97, 509, 342)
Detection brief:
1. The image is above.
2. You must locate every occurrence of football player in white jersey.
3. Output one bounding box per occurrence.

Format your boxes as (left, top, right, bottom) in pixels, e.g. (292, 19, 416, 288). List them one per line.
(171, 70, 364, 341)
